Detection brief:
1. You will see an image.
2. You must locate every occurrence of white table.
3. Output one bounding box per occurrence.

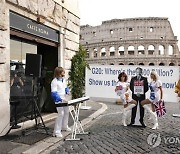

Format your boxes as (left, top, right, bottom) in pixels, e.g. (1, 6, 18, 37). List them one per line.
(65, 96, 90, 141)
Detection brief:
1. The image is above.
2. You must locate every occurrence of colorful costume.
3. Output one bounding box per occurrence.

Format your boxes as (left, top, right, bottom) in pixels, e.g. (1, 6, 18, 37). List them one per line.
(149, 80, 162, 103)
(116, 81, 136, 126)
(116, 81, 132, 104)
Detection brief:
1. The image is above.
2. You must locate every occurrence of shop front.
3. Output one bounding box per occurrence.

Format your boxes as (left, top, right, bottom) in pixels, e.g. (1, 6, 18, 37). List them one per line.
(9, 11, 59, 130)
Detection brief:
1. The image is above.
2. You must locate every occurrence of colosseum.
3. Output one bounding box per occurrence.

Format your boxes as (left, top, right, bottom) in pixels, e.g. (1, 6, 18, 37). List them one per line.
(80, 17, 180, 66)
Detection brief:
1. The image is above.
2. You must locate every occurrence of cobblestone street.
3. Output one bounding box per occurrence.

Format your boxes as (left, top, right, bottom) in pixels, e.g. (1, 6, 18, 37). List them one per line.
(50, 102, 180, 154)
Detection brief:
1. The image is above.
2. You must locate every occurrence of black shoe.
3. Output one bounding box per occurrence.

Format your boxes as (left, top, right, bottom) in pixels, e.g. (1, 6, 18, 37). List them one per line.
(127, 123, 134, 127)
(11, 124, 21, 129)
(140, 122, 146, 128)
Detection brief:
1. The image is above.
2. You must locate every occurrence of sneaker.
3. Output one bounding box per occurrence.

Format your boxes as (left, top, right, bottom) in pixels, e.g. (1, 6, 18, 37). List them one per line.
(52, 133, 63, 138)
(62, 127, 71, 132)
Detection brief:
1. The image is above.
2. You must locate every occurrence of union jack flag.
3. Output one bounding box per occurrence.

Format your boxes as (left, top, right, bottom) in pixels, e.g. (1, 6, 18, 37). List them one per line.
(154, 100, 166, 117)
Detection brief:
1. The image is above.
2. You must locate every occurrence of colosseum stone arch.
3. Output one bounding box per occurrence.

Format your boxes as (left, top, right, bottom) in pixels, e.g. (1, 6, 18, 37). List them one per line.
(80, 17, 180, 66)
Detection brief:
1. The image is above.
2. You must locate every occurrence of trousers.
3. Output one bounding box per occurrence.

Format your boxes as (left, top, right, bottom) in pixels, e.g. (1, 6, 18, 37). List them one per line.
(53, 106, 69, 135)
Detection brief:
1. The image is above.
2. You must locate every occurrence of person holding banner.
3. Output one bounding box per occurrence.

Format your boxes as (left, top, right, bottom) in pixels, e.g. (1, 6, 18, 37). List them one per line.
(115, 72, 137, 126)
(51, 67, 71, 138)
(129, 67, 149, 127)
(141, 70, 163, 129)
(175, 79, 180, 97)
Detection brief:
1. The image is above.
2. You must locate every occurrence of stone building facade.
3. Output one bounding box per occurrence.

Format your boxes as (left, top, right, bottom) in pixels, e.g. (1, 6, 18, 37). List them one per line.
(0, 0, 80, 136)
(80, 17, 180, 66)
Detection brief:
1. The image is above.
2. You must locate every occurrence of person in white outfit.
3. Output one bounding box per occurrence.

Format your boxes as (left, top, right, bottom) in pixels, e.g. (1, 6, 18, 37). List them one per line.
(51, 67, 71, 137)
(141, 70, 163, 129)
(115, 72, 137, 126)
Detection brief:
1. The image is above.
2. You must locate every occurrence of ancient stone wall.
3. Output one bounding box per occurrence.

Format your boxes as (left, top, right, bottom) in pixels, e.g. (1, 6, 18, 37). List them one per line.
(0, 0, 10, 136)
(80, 17, 180, 66)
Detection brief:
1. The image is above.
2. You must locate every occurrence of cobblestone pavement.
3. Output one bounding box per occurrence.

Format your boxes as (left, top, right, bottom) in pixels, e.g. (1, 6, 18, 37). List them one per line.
(0, 101, 101, 154)
(50, 102, 180, 154)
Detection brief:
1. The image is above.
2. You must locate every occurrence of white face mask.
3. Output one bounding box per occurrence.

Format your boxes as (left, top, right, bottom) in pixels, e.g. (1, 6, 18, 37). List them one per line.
(136, 69, 142, 76)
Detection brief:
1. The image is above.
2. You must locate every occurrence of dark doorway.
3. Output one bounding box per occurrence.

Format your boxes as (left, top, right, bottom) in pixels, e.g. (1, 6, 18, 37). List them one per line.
(38, 44, 58, 112)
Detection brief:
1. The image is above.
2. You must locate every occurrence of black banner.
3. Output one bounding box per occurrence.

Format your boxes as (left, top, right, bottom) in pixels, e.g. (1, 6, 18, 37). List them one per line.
(10, 11, 59, 42)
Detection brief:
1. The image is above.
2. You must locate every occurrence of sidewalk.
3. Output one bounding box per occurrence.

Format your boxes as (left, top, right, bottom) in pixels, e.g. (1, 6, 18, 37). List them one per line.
(0, 100, 107, 154)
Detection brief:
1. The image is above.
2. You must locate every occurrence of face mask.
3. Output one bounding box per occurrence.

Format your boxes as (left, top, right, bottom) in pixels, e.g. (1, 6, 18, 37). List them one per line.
(136, 69, 142, 76)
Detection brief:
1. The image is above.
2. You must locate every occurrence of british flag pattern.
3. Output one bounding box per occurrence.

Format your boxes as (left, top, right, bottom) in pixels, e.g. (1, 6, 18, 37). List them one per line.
(154, 100, 166, 117)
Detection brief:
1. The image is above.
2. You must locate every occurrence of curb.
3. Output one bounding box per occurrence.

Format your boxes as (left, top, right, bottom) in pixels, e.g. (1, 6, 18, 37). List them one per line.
(9, 113, 58, 135)
(21, 102, 107, 154)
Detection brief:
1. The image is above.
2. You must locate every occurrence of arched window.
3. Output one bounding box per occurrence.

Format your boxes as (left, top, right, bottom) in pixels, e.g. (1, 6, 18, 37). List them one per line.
(159, 45, 164, 55)
(150, 27, 154, 32)
(101, 47, 106, 57)
(118, 46, 124, 55)
(159, 62, 165, 66)
(94, 48, 97, 58)
(168, 45, 173, 55)
(119, 63, 124, 65)
(149, 63, 155, 66)
(86, 49, 89, 58)
(138, 45, 145, 55)
(139, 63, 144, 65)
(110, 29, 114, 35)
(148, 45, 155, 55)
(110, 63, 114, 65)
(129, 63, 134, 65)
(169, 62, 175, 66)
(110, 46, 115, 56)
(128, 46, 135, 55)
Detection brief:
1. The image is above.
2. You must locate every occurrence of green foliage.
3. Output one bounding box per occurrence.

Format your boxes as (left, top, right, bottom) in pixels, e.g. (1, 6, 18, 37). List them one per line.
(69, 45, 89, 99)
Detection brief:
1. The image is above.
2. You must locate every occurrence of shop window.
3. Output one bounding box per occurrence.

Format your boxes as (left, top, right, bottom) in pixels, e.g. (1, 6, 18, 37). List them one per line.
(10, 38, 37, 99)
(10, 39, 37, 65)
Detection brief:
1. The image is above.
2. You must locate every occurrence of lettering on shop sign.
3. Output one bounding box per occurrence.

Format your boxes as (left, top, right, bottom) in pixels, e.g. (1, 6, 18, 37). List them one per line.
(27, 24, 49, 35)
